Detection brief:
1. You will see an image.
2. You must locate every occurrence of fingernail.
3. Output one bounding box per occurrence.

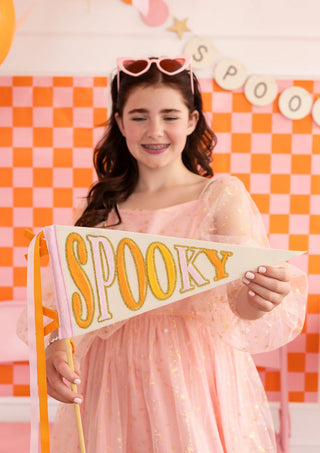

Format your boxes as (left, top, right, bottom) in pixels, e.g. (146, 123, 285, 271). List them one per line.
(248, 290, 255, 297)
(259, 266, 267, 274)
(74, 397, 82, 404)
(74, 378, 81, 385)
(246, 271, 255, 280)
(242, 277, 250, 285)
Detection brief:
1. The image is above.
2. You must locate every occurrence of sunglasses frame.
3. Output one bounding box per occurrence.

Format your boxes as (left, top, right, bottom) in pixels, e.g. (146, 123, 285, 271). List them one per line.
(116, 56, 194, 94)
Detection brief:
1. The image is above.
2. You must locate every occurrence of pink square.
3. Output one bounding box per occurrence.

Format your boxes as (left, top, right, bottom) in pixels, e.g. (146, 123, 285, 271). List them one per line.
(290, 175, 311, 194)
(270, 194, 290, 214)
(73, 108, 93, 128)
(289, 214, 310, 234)
(0, 107, 12, 126)
(93, 127, 105, 148)
(271, 154, 291, 174)
(13, 363, 30, 385)
(13, 208, 33, 227)
(304, 392, 318, 402)
(73, 188, 90, 207)
(53, 128, 73, 147)
(305, 353, 319, 372)
(252, 103, 273, 114)
(287, 333, 306, 352)
(74, 77, 94, 87)
(213, 133, 231, 154)
(0, 76, 13, 86)
(288, 372, 305, 391)
(309, 235, 320, 253)
(33, 107, 53, 127)
(272, 113, 293, 133)
(251, 134, 272, 154)
(308, 275, 320, 294)
(53, 168, 73, 187)
(33, 76, 53, 87)
(314, 81, 320, 93)
(249, 174, 271, 193)
(33, 188, 53, 207)
(33, 148, 53, 167)
(14, 247, 29, 266)
(199, 78, 213, 92)
(13, 127, 33, 147)
(53, 208, 73, 225)
(230, 153, 251, 173)
(0, 188, 13, 207)
(73, 148, 93, 168)
(13, 286, 27, 299)
(212, 92, 232, 112)
(231, 113, 252, 133)
(0, 227, 13, 246)
(311, 155, 320, 174)
(0, 385, 13, 396)
(13, 87, 33, 107)
(310, 195, 320, 214)
(291, 134, 313, 154)
(0, 148, 12, 166)
(93, 87, 108, 108)
(306, 314, 320, 334)
(269, 234, 289, 249)
(0, 267, 13, 285)
(53, 87, 73, 107)
(13, 168, 33, 187)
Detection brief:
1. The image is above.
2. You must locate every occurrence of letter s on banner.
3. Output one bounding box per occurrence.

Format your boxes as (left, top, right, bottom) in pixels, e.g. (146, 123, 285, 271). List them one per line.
(184, 36, 218, 70)
(244, 74, 278, 106)
(278, 86, 313, 120)
(214, 58, 247, 90)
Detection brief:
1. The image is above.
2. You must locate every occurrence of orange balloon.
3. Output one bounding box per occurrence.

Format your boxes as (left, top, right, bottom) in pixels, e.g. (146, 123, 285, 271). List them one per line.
(0, 0, 16, 66)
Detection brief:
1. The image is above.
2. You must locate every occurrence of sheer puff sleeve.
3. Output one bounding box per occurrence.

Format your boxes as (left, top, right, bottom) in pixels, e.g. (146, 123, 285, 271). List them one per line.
(199, 175, 308, 353)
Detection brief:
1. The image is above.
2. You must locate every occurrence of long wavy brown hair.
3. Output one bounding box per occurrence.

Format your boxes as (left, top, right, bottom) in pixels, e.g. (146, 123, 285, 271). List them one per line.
(75, 59, 217, 227)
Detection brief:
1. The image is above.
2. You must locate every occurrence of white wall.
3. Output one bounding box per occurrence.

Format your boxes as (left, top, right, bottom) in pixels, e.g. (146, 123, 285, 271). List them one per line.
(1, 0, 320, 78)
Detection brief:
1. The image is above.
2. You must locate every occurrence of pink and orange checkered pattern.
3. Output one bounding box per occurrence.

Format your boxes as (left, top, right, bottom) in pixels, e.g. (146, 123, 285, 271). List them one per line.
(0, 76, 319, 402)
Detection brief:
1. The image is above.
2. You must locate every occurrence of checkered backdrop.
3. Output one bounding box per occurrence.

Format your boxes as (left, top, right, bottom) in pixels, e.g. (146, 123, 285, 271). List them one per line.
(0, 76, 319, 402)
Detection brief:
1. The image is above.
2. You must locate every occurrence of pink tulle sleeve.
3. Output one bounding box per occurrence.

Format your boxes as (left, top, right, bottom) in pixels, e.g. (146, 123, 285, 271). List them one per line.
(199, 176, 308, 353)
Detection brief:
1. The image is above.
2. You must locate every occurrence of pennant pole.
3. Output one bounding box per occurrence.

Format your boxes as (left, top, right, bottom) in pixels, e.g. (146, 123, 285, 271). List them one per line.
(65, 339, 86, 453)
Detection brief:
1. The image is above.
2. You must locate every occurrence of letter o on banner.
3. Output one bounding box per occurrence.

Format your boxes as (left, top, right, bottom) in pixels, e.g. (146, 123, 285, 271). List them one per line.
(244, 74, 278, 106)
(278, 86, 313, 120)
(312, 98, 320, 127)
(0, 0, 16, 66)
(184, 36, 218, 70)
(214, 58, 247, 90)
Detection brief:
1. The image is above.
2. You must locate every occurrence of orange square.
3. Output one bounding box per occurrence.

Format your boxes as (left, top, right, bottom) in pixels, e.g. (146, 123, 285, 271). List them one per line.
(251, 154, 271, 173)
(94, 77, 107, 87)
(232, 174, 250, 190)
(292, 116, 313, 134)
(312, 135, 320, 154)
(288, 352, 305, 372)
(33, 128, 53, 147)
(33, 87, 53, 106)
(291, 155, 311, 174)
(0, 247, 13, 265)
(212, 153, 230, 174)
(73, 128, 93, 147)
(53, 107, 73, 127)
(53, 188, 73, 207)
(0, 168, 12, 186)
(270, 174, 290, 193)
(73, 168, 94, 188)
(0, 208, 13, 226)
(53, 77, 73, 87)
(293, 80, 314, 91)
(53, 148, 73, 167)
(307, 295, 320, 314)
(94, 108, 107, 127)
(272, 134, 292, 153)
(213, 80, 226, 93)
(251, 194, 270, 214)
(73, 87, 93, 107)
(0, 127, 12, 146)
(252, 114, 272, 133)
(0, 364, 13, 383)
(201, 92, 212, 113)
(14, 227, 31, 246)
(306, 333, 319, 353)
(272, 94, 281, 114)
(289, 392, 304, 402)
(311, 175, 320, 194)
(289, 234, 309, 251)
(0, 287, 13, 300)
(305, 373, 319, 392)
(309, 215, 320, 234)
(308, 254, 320, 274)
(290, 194, 310, 214)
(33, 168, 53, 187)
(33, 208, 53, 227)
(12, 76, 33, 86)
(231, 133, 251, 153)
(0, 87, 12, 106)
(13, 148, 33, 166)
(269, 214, 289, 234)
(265, 371, 280, 391)
(14, 267, 27, 286)
(232, 93, 252, 112)
(13, 385, 30, 397)
(13, 188, 33, 207)
(212, 113, 231, 133)
(13, 107, 33, 127)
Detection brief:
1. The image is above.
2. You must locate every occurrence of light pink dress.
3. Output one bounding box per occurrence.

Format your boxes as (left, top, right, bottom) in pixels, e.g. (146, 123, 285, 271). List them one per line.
(34, 176, 308, 452)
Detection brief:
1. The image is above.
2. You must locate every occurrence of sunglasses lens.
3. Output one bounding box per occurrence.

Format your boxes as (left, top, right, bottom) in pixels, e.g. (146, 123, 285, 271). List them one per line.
(159, 58, 186, 73)
(122, 59, 149, 74)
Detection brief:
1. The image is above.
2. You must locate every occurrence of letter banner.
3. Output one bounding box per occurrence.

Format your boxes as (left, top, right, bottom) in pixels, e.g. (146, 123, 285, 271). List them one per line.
(43, 225, 304, 339)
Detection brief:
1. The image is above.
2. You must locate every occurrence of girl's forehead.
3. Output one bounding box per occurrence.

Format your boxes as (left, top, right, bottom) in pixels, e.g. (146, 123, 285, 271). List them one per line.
(124, 84, 187, 108)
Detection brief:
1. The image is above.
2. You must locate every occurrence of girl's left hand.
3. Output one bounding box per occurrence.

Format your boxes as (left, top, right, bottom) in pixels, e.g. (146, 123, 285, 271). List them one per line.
(242, 265, 291, 313)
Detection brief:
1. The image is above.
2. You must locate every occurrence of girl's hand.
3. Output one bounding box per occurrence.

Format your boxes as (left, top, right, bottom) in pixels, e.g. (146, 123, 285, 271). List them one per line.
(45, 339, 83, 404)
(237, 265, 291, 319)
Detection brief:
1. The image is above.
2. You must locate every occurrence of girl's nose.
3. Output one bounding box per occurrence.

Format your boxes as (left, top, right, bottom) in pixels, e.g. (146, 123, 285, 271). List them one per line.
(147, 119, 164, 137)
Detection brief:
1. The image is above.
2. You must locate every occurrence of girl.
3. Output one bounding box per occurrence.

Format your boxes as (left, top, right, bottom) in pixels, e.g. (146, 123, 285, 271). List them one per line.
(44, 57, 307, 452)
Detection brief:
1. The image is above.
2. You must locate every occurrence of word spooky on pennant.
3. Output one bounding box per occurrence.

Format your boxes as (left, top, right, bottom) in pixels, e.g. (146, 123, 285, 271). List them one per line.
(43, 225, 303, 339)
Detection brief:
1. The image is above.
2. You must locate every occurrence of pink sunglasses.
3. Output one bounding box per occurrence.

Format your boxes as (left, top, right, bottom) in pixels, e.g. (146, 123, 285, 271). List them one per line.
(116, 56, 194, 94)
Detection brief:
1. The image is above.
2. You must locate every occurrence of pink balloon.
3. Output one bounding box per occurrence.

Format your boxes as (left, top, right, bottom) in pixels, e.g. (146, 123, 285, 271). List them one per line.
(141, 0, 169, 26)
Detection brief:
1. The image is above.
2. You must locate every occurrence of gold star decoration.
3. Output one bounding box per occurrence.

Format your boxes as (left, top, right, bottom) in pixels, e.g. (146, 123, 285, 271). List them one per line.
(167, 17, 191, 40)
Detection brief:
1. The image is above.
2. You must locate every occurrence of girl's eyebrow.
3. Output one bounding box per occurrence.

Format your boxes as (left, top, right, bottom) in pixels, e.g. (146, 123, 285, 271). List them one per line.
(128, 108, 182, 114)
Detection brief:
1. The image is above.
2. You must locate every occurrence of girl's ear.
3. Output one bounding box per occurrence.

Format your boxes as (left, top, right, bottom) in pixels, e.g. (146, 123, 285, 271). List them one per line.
(187, 110, 199, 136)
(115, 112, 125, 136)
